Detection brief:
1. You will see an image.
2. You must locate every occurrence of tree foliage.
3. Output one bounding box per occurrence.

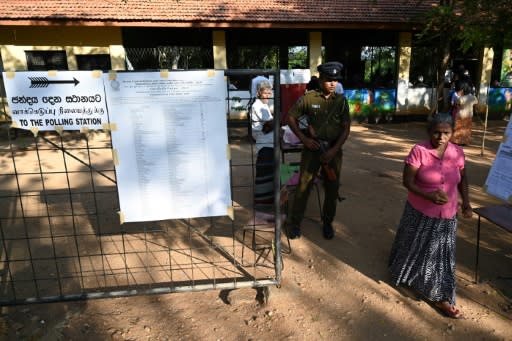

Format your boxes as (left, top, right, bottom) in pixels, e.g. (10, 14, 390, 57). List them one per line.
(419, 0, 511, 52)
(288, 47, 308, 69)
(415, 0, 512, 112)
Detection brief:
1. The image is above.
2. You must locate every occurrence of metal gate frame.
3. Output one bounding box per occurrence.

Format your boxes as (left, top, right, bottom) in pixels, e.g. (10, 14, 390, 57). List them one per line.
(0, 69, 283, 306)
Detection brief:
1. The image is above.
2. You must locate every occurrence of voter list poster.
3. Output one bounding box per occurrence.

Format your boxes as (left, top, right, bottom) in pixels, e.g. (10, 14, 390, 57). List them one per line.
(2, 71, 107, 131)
(484, 119, 512, 203)
(104, 70, 231, 222)
(505, 117, 512, 148)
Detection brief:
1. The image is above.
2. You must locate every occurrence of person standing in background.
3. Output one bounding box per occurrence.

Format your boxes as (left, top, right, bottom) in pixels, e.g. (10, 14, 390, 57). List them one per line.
(250, 79, 275, 206)
(251, 75, 270, 99)
(449, 80, 463, 121)
(306, 76, 320, 92)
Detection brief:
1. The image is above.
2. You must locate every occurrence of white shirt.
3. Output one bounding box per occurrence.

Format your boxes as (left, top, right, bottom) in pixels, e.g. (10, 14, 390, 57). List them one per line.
(457, 94, 477, 119)
(250, 98, 274, 152)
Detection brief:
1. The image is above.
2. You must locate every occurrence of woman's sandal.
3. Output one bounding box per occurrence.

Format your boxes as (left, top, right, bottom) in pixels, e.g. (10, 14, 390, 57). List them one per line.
(434, 302, 464, 319)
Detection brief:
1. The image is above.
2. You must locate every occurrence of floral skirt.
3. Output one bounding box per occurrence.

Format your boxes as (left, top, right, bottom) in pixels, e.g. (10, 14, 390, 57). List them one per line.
(451, 117, 472, 145)
(388, 202, 458, 305)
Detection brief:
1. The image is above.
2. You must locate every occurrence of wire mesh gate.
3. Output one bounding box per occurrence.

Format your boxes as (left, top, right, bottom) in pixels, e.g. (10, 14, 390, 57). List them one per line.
(0, 69, 283, 306)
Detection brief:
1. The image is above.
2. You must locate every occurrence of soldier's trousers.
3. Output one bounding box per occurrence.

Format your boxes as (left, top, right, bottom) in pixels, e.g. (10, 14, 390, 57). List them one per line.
(286, 147, 343, 226)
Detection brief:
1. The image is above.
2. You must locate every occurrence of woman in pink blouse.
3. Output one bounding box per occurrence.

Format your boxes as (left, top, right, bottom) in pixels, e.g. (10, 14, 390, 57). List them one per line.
(389, 113, 473, 319)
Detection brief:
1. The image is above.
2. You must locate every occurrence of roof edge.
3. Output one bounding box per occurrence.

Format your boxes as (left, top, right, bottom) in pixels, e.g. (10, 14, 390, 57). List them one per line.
(0, 19, 421, 31)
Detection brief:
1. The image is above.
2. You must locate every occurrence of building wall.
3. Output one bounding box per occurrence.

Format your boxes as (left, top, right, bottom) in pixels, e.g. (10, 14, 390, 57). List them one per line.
(0, 26, 125, 71)
(1, 25, 505, 119)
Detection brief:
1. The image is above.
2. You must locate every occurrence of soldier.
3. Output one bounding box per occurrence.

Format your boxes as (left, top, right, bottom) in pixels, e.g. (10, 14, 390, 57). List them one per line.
(285, 62, 351, 240)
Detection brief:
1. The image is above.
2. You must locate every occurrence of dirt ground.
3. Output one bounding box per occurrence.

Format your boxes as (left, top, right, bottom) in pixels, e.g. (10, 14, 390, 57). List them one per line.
(1, 117, 511, 341)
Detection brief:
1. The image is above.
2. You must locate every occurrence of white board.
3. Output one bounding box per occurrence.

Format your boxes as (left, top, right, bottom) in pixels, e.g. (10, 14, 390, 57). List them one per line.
(104, 71, 232, 222)
(2, 71, 107, 131)
(484, 120, 512, 203)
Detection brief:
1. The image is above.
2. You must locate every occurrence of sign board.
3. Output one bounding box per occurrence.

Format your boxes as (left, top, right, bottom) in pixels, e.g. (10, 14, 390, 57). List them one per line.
(2, 71, 107, 131)
(484, 119, 512, 203)
(505, 116, 512, 147)
(104, 70, 232, 222)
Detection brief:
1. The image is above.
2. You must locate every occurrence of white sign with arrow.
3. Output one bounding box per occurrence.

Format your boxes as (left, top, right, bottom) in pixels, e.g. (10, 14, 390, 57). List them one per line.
(2, 71, 108, 131)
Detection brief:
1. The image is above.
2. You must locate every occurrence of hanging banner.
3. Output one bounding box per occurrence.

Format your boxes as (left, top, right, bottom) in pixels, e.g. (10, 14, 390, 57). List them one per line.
(104, 70, 232, 222)
(280, 69, 310, 124)
(2, 71, 107, 131)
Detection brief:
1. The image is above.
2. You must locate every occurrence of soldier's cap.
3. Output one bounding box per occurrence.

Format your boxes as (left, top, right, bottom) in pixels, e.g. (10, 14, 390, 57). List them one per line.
(317, 62, 343, 80)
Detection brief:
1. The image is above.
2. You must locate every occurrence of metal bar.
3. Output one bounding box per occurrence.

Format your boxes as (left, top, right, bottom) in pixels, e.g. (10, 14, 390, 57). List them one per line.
(272, 70, 283, 283)
(475, 214, 481, 284)
(0, 279, 278, 307)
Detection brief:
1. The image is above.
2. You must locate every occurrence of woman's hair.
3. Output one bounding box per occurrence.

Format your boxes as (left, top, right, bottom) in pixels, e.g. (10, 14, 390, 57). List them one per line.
(428, 112, 454, 130)
(455, 79, 472, 95)
(306, 76, 320, 91)
(461, 81, 472, 95)
(256, 79, 273, 95)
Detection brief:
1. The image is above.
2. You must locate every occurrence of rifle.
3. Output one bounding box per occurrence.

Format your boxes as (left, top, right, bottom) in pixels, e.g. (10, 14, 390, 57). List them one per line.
(305, 116, 346, 201)
(317, 140, 337, 182)
(306, 125, 337, 182)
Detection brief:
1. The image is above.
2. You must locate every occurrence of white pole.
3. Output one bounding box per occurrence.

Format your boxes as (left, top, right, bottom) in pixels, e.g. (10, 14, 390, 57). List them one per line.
(480, 89, 489, 157)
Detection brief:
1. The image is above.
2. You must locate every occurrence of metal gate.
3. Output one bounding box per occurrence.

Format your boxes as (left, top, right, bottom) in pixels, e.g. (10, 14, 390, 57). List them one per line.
(0, 69, 283, 306)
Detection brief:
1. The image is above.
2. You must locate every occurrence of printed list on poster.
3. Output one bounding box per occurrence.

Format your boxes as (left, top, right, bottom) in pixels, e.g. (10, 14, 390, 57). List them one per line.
(484, 119, 512, 203)
(104, 71, 231, 222)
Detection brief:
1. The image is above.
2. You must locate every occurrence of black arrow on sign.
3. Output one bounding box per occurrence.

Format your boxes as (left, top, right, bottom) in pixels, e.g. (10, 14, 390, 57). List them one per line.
(29, 77, 80, 88)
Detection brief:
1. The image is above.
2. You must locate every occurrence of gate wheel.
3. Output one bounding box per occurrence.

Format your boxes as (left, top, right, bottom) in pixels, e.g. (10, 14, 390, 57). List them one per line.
(256, 286, 270, 305)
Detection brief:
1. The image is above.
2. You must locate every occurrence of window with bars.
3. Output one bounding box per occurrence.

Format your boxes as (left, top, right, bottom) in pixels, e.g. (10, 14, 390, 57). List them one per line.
(76, 54, 112, 71)
(125, 47, 213, 70)
(25, 51, 68, 70)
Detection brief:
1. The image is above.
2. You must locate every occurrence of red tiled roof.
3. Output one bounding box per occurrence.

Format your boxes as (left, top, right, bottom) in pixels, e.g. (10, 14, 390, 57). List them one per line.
(0, 0, 437, 28)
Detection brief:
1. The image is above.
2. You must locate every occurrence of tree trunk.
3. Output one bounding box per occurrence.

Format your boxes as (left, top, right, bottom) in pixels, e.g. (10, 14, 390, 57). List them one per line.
(434, 0, 455, 114)
(436, 42, 451, 114)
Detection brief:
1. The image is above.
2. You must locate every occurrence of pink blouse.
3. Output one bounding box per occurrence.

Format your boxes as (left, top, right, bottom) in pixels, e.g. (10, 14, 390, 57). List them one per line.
(405, 140, 465, 219)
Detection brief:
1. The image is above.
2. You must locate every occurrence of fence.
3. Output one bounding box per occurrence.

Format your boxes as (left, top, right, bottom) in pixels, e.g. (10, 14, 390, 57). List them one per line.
(0, 69, 283, 306)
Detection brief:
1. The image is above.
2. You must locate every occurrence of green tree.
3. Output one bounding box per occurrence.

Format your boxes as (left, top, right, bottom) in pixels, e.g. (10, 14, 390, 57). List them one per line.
(415, 0, 512, 112)
(288, 46, 308, 69)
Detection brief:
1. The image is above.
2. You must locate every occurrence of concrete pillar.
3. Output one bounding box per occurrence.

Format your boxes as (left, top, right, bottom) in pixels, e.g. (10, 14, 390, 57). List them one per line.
(309, 32, 322, 76)
(478, 47, 494, 111)
(1, 45, 29, 71)
(109, 45, 126, 70)
(213, 30, 227, 69)
(396, 32, 412, 114)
